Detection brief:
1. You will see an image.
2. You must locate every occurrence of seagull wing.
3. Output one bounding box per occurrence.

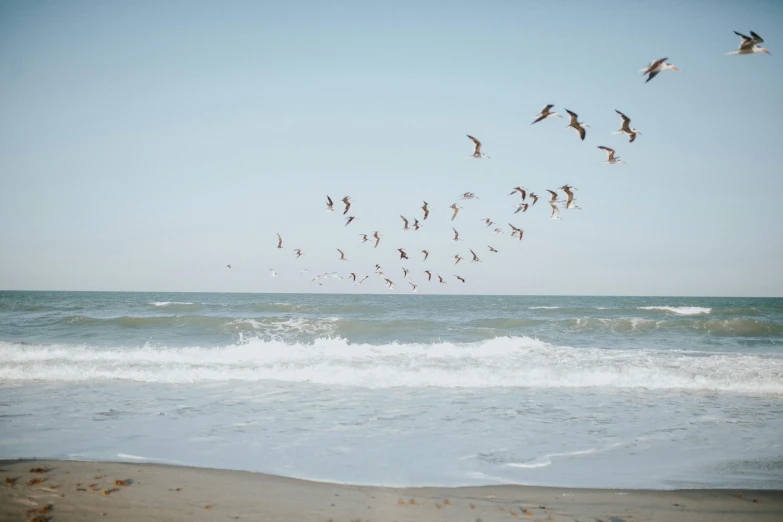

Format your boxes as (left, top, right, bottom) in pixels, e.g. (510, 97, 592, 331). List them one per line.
(565, 109, 578, 125)
(750, 31, 764, 43)
(466, 135, 481, 155)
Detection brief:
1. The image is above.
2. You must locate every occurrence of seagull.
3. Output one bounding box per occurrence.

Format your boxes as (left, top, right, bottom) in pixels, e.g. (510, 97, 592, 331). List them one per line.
(358, 275, 369, 285)
(397, 248, 409, 260)
(598, 146, 625, 164)
(470, 249, 481, 262)
(466, 135, 490, 158)
(400, 215, 410, 230)
(437, 274, 446, 284)
(482, 217, 494, 227)
(384, 278, 395, 289)
(532, 104, 562, 124)
(341, 196, 351, 215)
(452, 227, 460, 241)
(488, 245, 499, 253)
(565, 109, 589, 141)
(546, 190, 559, 204)
(226, 264, 232, 269)
(402, 267, 409, 278)
(450, 203, 463, 221)
(424, 270, 432, 281)
(612, 110, 641, 143)
(422, 250, 429, 261)
(269, 269, 277, 277)
(360, 233, 370, 243)
(729, 30, 769, 55)
(373, 231, 381, 248)
(293, 249, 304, 258)
(276, 233, 283, 249)
(559, 185, 577, 207)
(454, 254, 464, 265)
(514, 203, 529, 214)
(375, 264, 382, 272)
(509, 187, 527, 200)
(460, 191, 480, 200)
(509, 223, 524, 240)
(549, 203, 562, 220)
(412, 218, 421, 231)
(493, 227, 503, 234)
(528, 193, 539, 206)
(409, 282, 419, 293)
(349, 272, 357, 282)
(337, 249, 347, 261)
(325, 195, 334, 212)
(455, 275, 466, 283)
(640, 57, 679, 83)
(421, 201, 430, 220)
(345, 216, 356, 226)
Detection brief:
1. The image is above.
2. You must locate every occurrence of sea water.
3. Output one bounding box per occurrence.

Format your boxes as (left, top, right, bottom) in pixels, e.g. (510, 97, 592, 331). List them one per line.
(1, 291, 782, 489)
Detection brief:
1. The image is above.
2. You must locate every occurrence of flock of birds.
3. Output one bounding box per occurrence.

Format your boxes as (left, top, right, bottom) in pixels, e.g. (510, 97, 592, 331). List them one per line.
(225, 30, 770, 293)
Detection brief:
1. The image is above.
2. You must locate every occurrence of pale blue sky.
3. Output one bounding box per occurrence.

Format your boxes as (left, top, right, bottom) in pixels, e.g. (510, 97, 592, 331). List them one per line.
(1, 0, 782, 296)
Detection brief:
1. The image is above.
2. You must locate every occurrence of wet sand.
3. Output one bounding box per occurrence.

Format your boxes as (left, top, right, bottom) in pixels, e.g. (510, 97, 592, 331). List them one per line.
(2, 459, 782, 522)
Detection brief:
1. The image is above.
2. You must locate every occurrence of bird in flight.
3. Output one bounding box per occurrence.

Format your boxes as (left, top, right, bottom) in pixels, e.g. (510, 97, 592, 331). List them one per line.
(341, 196, 351, 215)
(509, 223, 524, 240)
(397, 248, 409, 260)
(337, 249, 347, 261)
(528, 193, 539, 206)
(729, 30, 769, 55)
(269, 269, 277, 277)
(409, 282, 419, 293)
(450, 203, 463, 221)
(373, 231, 381, 248)
(345, 216, 356, 226)
(549, 203, 562, 220)
(325, 195, 334, 212)
(509, 186, 527, 200)
(514, 203, 529, 214)
(225, 264, 232, 269)
(402, 267, 409, 278)
(488, 245, 498, 253)
(482, 217, 494, 227)
(565, 109, 589, 141)
(455, 275, 466, 283)
(421, 201, 430, 220)
(438, 274, 446, 284)
(360, 234, 369, 243)
(470, 249, 481, 262)
(454, 254, 464, 265)
(640, 57, 679, 83)
(276, 233, 283, 249)
(613, 110, 641, 143)
(532, 104, 562, 124)
(422, 250, 429, 261)
(460, 191, 480, 200)
(293, 249, 304, 258)
(452, 228, 460, 241)
(598, 146, 625, 164)
(412, 218, 421, 231)
(400, 215, 410, 230)
(424, 270, 433, 281)
(466, 135, 490, 159)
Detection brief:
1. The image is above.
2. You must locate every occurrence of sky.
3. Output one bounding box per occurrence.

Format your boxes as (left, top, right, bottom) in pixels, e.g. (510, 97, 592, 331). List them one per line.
(1, 0, 782, 296)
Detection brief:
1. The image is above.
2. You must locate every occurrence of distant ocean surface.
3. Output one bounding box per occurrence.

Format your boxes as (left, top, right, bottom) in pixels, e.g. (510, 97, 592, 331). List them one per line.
(1, 291, 782, 489)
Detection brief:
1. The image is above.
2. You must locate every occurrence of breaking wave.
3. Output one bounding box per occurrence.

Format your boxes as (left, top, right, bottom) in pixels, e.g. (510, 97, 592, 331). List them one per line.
(1, 337, 781, 394)
(637, 306, 712, 315)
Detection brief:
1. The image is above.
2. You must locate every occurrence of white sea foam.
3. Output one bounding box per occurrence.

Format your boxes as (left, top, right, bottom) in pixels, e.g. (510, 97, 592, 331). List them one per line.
(638, 306, 712, 315)
(529, 306, 561, 310)
(1, 338, 781, 394)
(150, 301, 194, 307)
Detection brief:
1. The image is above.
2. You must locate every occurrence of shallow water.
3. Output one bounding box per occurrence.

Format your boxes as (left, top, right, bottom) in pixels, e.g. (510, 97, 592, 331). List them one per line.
(1, 291, 782, 488)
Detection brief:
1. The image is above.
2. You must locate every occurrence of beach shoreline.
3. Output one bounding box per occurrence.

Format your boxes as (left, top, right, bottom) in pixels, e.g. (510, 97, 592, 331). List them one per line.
(2, 459, 782, 521)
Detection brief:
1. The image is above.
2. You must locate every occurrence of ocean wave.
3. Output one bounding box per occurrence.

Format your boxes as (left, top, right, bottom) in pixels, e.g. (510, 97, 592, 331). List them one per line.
(1, 337, 781, 394)
(637, 306, 712, 315)
(150, 301, 196, 307)
(567, 317, 783, 336)
(529, 306, 561, 310)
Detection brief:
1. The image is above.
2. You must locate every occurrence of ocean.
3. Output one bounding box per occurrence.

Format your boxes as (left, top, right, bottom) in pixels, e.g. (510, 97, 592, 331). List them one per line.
(1, 291, 782, 489)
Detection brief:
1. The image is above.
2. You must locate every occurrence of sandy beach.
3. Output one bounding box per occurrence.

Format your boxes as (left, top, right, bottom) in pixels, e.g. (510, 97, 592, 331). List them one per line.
(1, 459, 781, 522)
